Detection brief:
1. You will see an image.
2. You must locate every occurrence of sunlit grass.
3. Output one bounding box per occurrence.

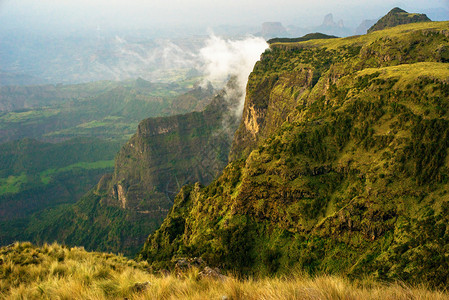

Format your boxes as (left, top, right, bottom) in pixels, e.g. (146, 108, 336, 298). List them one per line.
(0, 173, 27, 195)
(0, 109, 60, 124)
(1, 242, 447, 300)
(272, 21, 449, 50)
(356, 62, 449, 84)
(39, 160, 115, 184)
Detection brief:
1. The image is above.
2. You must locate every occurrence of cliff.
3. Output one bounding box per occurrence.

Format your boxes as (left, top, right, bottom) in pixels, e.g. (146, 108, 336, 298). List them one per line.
(27, 82, 241, 255)
(139, 20, 449, 288)
(104, 84, 238, 212)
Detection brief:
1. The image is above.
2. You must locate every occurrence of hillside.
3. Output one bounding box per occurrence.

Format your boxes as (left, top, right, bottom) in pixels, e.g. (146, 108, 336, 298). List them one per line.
(367, 8, 431, 33)
(0, 79, 212, 143)
(1, 242, 448, 299)
(139, 21, 449, 288)
(0, 78, 216, 250)
(0, 138, 121, 245)
(25, 80, 242, 255)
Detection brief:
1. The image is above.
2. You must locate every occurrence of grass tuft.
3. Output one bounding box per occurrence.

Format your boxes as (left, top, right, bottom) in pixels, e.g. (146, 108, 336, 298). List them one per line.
(1, 242, 448, 299)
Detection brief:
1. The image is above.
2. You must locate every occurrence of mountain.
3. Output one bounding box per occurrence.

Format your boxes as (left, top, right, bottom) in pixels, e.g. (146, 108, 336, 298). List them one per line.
(258, 22, 288, 39)
(355, 19, 378, 35)
(314, 13, 352, 37)
(0, 79, 217, 249)
(24, 80, 241, 255)
(138, 20, 449, 288)
(0, 70, 47, 86)
(368, 8, 431, 33)
(0, 33, 207, 85)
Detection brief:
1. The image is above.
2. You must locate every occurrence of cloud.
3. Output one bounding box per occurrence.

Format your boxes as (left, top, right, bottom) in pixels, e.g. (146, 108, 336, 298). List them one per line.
(199, 35, 268, 116)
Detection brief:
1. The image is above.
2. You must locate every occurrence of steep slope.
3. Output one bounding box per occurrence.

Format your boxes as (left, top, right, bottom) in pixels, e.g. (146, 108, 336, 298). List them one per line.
(139, 21, 449, 288)
(0, 138, 121, 245)
(368, 8, 431, 33)
(3, 242, 447, 299)
(26, 81, 241, 256)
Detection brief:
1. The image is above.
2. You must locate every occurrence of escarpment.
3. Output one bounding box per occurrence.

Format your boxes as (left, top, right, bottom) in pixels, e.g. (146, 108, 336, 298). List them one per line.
(105, 79, 242, 213)
(230, 19, 445, 160)
(140, 21, 449, 288)
(29, 82, 242, 255)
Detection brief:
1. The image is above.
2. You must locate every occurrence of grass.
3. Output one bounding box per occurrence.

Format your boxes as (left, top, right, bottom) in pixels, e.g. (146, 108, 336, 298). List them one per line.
(0, 160, 114, 194)
(0, 109, 60, 124)
(1, 242, 448, 300)
(0, 173, 27, 195)
(356, 62, 449, 83)
(0, 160, 115, 194)
(272, 21, 449, 50)
(39, 160, 115, 184)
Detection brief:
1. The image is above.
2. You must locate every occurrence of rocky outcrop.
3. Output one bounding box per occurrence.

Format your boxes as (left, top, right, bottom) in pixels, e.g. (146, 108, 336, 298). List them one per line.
(260, 22, 288, 39)
(230, 66, 314, 159)
(315, 13, 352, 37)
(105, 81, 240, 212)
(368, 7, 431, 33)
(321, 14, 344, 28)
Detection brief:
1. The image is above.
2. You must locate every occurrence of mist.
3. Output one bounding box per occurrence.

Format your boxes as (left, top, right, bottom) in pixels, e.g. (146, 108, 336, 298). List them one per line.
(1, 0, 447, 35)
(200, 35, 268, 117)
(0, 0, 447, 86)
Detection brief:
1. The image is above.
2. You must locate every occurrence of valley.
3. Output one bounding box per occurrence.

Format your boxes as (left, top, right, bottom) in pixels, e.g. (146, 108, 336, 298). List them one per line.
(0, 77, 215, 250)
(1, 5, 449, 299)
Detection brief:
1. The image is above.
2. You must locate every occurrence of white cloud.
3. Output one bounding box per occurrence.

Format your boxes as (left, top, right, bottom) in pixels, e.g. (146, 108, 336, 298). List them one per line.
(200, 35, 268, 116)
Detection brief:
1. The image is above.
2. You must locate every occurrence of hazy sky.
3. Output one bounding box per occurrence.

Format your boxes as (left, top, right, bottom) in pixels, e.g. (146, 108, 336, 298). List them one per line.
(1, 0, 448, 35)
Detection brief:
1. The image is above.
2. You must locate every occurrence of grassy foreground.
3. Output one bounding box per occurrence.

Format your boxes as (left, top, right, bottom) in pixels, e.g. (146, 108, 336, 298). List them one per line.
(0, 243, 447, 299)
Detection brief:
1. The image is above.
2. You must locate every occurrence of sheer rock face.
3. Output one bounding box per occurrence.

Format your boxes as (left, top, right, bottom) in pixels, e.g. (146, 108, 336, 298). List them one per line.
(106, 81, 241, 212)
(230, 68, 313, 159)
(368, 7, 431, 33)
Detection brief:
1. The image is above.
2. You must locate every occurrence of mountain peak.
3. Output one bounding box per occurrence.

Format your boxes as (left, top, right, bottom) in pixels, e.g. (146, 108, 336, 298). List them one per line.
(368, 7, 431, 33)
(322, 13, 335, 27)
(390, 7, 407, 14)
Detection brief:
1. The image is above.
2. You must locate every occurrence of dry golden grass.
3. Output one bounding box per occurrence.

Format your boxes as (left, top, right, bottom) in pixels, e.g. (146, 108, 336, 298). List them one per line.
(1, 242, 448, 300)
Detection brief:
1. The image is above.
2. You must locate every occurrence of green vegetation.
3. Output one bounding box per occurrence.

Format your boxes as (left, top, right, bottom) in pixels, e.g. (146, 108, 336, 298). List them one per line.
(0, 174, 27, 195)
(267, 33, 338, 44)
(0, 137, 121, 246)
(2, 11, 449, 299)
(19, 80, 241, 256)
(39, 160, 115, 183)
(0, 77, 216, 251)
(367, 7, 431, 33)
(0, 78, 213, 143)
(1, 242, 447, 300)
(22, 191, 166, 256)
(139, 21, 449, 289)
